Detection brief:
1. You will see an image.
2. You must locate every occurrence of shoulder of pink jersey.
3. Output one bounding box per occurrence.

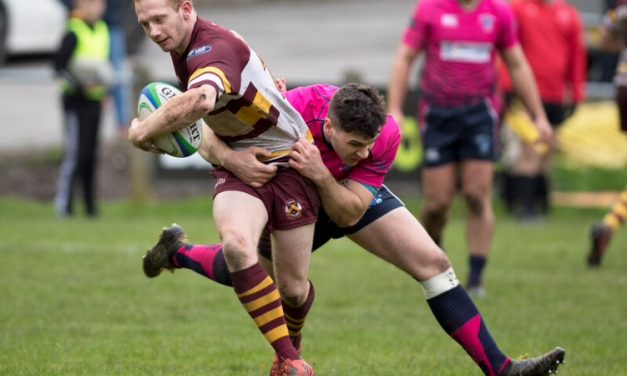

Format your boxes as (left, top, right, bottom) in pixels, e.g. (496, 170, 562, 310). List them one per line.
(375, 115, 401, 149)
(285, 84, 338, 104)
(416, 0, 438, 10)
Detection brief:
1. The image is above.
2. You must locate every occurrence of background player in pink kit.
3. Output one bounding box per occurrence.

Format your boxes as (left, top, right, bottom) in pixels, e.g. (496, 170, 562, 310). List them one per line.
(129, 0, 317, 374)
(387, 0, 552, 296)
(144, 83, 566, 375)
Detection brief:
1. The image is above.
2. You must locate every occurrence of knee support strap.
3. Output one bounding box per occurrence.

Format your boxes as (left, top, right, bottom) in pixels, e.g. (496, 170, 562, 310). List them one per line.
(420, 267, 460, 299)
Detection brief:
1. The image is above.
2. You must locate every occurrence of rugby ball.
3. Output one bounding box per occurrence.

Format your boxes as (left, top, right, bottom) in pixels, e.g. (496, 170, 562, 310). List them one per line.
(137, 82, 203, 158)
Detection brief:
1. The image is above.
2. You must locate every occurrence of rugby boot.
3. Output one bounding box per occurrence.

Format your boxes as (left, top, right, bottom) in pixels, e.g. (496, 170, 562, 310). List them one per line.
(502, 347, 565, 375)
(587, 223, 612, 267)
(142, 224, 186, 278)
(270, 347, 301, 376)
(279, 358, 315, 376)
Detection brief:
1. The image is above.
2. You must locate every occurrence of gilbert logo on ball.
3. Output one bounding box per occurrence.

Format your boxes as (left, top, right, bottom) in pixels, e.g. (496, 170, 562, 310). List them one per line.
(137, 82, 203, 158)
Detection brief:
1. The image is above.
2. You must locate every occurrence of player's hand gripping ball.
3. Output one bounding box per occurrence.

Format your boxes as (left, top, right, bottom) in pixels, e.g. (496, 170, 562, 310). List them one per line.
(137, 82, 203, 157)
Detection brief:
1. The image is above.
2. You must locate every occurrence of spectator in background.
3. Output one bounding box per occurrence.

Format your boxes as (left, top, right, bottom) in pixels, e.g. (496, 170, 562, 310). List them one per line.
(387, 0, 551, 296)
(500, 0, 587, 222)
(60, 0, 132, 133)
(588, 0, 627, 267)
(53, 0, 112, 217)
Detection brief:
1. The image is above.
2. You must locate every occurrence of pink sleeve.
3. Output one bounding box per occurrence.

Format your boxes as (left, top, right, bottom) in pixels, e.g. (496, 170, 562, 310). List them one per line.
(496, 2, 519, 51)
(283, 86, 309, 115)
(402, 1, 428, 51)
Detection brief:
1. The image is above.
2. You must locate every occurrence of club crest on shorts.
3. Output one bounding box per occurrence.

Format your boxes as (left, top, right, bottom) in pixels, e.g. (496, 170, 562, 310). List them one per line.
(214, 177, 226, 189)
(284, 200, 303, 219)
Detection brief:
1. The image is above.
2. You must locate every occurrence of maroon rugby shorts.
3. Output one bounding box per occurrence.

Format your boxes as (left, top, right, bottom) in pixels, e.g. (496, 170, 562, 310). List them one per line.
(211, 167, 320, 232)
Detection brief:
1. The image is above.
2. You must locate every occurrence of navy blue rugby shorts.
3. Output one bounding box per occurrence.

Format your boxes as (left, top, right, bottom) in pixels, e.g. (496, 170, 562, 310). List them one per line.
(421, 100, 499, 168)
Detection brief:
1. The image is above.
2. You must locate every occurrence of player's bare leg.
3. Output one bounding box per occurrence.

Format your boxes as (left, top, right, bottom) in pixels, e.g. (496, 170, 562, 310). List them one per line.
(348, 207, 448, 281)
(272, 224, 315, 307)
(348, 207, 565, 375)
(420, 163, 457, 248)
(213, 191, 306, 371)
(270, 224, 316, 374)
(461, 160, 495, 296)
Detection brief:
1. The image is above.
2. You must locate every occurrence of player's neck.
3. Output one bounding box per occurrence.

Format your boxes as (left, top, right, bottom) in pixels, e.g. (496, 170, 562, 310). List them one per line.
(457, 0, 481, 11)
(175, 14, 198, 55)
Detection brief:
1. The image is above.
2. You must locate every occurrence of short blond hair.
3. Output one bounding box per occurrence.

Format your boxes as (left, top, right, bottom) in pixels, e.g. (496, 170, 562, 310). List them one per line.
(134, 0, 193, 9)
(168, 0, 193, 8)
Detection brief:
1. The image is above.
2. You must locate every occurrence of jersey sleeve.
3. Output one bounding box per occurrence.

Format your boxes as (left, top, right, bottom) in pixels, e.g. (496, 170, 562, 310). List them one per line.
(185, 37, 243, 98)
(402, 0, 429, 51)
(496, 2, 519, 52)
(283, 86, 311, 116)
(284, 84, 336, 124)
(346, 116, 401, 189)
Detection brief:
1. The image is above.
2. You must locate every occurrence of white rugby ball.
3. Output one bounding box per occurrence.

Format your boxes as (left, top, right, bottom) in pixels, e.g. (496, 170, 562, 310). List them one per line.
(137, 82, 203, 158)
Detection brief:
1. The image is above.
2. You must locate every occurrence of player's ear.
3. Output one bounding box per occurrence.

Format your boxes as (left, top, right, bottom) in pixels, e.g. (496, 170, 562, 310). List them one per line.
(323, 118, 334, 135)
(180, 0, 193, 18)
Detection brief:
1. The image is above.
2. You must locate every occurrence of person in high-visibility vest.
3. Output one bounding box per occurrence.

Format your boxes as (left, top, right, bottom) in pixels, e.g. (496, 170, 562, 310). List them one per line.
(53, 0, 112, 218)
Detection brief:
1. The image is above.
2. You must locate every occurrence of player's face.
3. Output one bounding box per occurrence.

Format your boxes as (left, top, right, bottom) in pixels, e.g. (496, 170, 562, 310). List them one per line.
(325, 119, 379, 167)
(135, 0, 192, 53)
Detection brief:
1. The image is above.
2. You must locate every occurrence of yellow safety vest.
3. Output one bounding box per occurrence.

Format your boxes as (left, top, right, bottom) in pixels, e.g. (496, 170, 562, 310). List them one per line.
(63, 17, 110, 101)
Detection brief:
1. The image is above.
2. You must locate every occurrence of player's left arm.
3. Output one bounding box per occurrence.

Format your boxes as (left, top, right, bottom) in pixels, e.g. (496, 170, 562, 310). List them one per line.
(502, 45, 552, 141)
(289, 138, 373, 227)
(128, 84, 217, 151)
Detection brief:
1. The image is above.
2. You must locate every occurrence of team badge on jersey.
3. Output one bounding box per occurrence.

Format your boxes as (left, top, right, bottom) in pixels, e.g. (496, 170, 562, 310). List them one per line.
(187, 45, 213, 60)
(479, 14, 495, 33)
(284, 200, 303, 219)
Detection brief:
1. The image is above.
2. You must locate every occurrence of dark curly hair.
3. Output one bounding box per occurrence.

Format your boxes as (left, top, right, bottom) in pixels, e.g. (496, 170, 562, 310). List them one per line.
(328, 83, 387, 139)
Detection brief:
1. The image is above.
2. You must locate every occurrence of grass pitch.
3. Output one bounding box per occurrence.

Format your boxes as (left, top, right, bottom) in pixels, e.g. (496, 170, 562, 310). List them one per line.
(0, 197, 625, 375)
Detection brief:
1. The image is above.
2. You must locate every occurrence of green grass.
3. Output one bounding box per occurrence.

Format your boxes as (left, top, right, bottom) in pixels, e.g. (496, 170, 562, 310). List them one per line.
(552, 161, 627, 192)
(1, 197, 626, 375)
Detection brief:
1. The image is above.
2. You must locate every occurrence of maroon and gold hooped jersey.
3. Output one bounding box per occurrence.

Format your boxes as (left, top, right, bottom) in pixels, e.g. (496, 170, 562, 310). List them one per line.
(171, 18, 310, 161)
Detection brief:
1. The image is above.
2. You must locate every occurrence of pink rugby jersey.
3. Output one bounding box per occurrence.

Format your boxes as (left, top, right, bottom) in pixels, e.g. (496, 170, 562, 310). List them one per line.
(403, 0, 518, 107)
(171, 18, 310, 161)
(284, 84, 401, 189)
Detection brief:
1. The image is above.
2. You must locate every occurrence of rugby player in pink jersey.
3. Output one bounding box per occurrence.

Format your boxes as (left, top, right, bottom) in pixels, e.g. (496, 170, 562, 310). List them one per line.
(129, 0, 317, 374)
(143, 83, 565, 375)
(388, 0, 552, 297)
